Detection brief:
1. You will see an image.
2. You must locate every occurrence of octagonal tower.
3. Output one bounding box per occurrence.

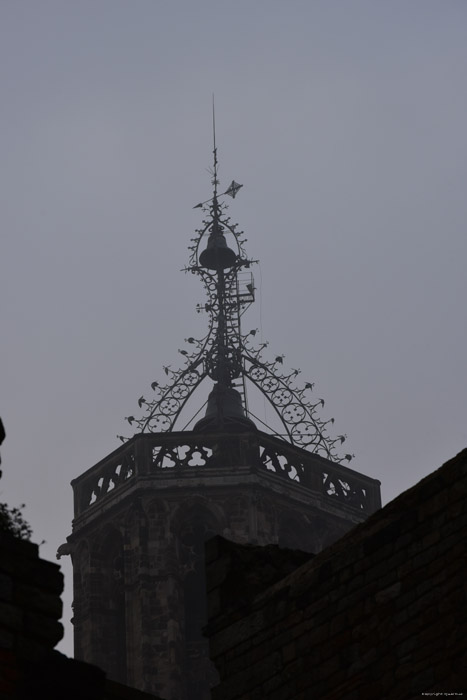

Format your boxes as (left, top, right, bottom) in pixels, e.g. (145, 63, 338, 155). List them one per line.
(63, 126, 381, 700)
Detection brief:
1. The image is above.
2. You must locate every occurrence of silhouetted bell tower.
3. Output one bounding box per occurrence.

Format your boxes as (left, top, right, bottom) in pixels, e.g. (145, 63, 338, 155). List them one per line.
(63, 120, 381, 700)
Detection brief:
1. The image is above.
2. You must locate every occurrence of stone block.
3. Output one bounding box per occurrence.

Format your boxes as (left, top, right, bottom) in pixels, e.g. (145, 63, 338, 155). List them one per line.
(28, 560, 64, 596)
(281, 640, 295, 665)
(23, 610, 63, 646)
(0, 628, 14, 649)
(14, 583, 62, 618)
(410, 666, 434, 693)
(268, 679, 297, 700)
(418, 490, 448, 519)
(0, 574, 12, 602)
(374, 581, 401, 604)
(0, 601, 22, 632)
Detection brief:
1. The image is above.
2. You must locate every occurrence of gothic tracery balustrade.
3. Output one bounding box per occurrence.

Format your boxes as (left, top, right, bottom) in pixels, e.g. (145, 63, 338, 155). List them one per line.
(72, 432, 381, 518)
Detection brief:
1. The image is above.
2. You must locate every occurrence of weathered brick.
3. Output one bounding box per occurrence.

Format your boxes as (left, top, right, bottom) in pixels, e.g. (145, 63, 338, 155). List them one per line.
(316, 653, 341, 680)
(206, 451, 467, 699)
(23, 610, 63, 646)
(329, 610, 347, 637)
(395, 636, 416, 659)
(14, 584, 62, 618)
(268, 678, 297, 700)
(0, 574, 12, 602)
(0, 628, 14, 649)
(411, 666, 435, 693)
(0, 601, 22, 632)
(281, 640, 295, 664)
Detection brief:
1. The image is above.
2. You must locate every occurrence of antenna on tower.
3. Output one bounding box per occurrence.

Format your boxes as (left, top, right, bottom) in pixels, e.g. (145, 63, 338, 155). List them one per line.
(212, 93, 218, 199)
(212, 94, 216, 154)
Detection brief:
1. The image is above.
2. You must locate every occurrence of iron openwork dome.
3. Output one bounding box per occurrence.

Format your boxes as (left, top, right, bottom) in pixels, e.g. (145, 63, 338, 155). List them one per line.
(121, 133, 353, 465)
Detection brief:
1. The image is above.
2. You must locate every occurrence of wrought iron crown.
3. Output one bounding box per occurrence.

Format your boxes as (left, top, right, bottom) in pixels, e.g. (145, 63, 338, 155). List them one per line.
(121, 137, 352, 464)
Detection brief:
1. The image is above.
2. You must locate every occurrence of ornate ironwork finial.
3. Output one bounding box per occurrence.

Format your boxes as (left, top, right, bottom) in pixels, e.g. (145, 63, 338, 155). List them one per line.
(123, 117, 353, 463)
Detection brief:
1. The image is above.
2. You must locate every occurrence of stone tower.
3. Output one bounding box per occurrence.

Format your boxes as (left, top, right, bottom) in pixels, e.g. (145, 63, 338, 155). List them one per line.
(63, 137, 381, 700)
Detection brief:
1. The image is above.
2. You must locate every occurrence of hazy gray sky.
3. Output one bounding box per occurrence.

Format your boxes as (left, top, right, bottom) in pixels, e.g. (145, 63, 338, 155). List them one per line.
(2, 1, 466, 656)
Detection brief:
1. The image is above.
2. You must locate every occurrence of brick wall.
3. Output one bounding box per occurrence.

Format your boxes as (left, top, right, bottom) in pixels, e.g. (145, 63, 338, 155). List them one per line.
(205, 449, 467, 699)
(0, 533, 64, 697)
(0, 532, 160, 700)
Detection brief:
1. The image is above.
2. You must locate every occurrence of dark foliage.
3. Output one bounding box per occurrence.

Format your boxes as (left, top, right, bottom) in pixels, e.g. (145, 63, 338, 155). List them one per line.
(0, 502, 33, 540)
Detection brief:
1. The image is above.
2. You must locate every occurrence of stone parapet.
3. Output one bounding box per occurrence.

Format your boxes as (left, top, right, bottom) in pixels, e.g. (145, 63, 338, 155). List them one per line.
(71, 430, 381, 522)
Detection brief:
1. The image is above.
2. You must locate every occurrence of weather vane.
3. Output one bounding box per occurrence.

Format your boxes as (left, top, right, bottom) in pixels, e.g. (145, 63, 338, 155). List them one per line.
(121, 103, 352, 463)
(193, 98, 243, 208)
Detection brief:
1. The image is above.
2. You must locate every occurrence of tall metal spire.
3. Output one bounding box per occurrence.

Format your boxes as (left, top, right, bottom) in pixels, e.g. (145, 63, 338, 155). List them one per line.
(212, 95, 218, 201)
(123, 116, 352, 463)
(191, 98, 253, 431)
